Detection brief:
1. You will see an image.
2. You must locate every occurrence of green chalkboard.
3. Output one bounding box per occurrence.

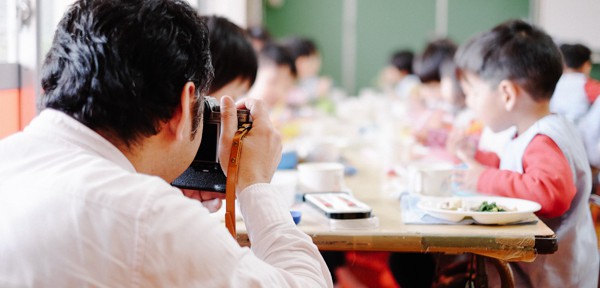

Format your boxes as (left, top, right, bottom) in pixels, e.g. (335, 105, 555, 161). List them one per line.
(355, 0, 436, 94)
(592, 64, 600, 81)
(265, 0, 344, 89)
(447, 0, 530, 44)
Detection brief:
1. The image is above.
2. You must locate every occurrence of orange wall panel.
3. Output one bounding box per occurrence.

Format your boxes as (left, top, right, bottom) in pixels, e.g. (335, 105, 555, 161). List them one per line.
(0, 89, 20, 139)
(19, 86, 37, 129)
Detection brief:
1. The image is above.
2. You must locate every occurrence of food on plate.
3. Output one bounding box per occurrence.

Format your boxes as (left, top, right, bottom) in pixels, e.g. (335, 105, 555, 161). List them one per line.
(437, 198, 464, 211)
(476, 201, 512, 212)
(420, 196, 540, 224)
(437, 199, 516, 212)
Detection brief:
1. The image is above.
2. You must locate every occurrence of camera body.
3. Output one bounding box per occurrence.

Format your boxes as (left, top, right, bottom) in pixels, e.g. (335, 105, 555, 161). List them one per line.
(172, 96, 252, 192)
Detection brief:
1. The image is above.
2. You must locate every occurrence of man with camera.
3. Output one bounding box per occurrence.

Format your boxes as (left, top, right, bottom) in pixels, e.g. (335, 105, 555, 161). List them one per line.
(0, 0, 332, 287)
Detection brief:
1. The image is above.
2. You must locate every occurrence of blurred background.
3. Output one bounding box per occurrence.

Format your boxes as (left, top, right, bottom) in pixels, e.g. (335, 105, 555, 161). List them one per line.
(1, 0, 599, 138)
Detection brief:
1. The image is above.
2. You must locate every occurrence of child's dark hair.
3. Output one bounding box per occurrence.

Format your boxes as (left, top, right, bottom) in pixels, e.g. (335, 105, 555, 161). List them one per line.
(455, 19, 563, 101)
(259, 42, 297, 77)
(247, 26, 272, 43)
(390, 50, 414, 74)
(414, 39, 457, 83)
(281, 37, 318, 61)
(441, 59, 465, 107)
(560, 43, 591, 70)
(204, 15, 257, 94)
(40, 0, 212, 147)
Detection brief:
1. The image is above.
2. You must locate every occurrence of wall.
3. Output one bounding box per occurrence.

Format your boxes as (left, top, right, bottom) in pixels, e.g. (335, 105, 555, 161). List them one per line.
(197, 0, 248, 28)
(265, 0, 530, 95)
(537, 0, 600, 52)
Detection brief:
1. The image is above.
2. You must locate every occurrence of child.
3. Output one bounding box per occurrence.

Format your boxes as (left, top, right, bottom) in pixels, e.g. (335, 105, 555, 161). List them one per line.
(550, 43, 597, 123)
(411, 39, 457, 112)
(453, 20, 598, 287)
(579, 97, 600, 196)
(409, 38, 458, 148)
(442, 59, 483, 161)
(564, 44, 600, 104)
(579, 97, 600, 169)
(204, 15, 257, 100)
(378, 50, 420, 99)
(281, 37, 333, 110)
(246, 25, 273, 52)
(247, 42, 297, 115)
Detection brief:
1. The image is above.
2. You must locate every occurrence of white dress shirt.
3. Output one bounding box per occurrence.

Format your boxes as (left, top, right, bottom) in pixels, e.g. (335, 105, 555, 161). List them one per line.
(0, 109, 333, 287)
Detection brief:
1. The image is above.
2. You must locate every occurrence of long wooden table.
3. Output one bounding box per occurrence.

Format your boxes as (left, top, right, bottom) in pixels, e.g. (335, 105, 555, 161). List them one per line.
(236, 197, 556, 262)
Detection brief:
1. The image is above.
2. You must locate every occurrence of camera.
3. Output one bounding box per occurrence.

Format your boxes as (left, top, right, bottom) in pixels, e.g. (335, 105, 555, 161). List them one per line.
(172, 96, 252, 192)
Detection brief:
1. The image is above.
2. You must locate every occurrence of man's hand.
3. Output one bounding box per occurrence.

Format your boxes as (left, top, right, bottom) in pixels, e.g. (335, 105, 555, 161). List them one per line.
(181, 189, 225, 212)
(218, 96, 282, 193)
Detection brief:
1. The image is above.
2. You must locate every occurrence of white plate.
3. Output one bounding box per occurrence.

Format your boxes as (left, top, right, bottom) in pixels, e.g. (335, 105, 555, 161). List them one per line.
(417, 196, 541, 224)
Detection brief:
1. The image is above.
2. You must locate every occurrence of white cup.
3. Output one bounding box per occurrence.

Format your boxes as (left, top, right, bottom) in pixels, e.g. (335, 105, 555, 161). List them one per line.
(297, 162, 345, 193)
(407, 162, 455, 196)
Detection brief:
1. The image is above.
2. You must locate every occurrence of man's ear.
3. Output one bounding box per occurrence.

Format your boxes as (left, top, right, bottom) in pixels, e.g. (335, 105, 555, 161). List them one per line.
(498, 79, 518, 111)
(168, 82, 196, 141)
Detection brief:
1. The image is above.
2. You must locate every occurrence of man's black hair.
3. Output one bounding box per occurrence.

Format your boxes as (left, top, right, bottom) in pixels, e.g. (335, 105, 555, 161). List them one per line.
(414, 39, 457, 83)
(205, 15, 257, 95)
(40, 0, 213, 147)
(455, 19, 563, 101)
(281, 37, 318, 61)
(560, 43, 591, 70)
(259, 42, 297, 77)
(389, 50, 414, 74)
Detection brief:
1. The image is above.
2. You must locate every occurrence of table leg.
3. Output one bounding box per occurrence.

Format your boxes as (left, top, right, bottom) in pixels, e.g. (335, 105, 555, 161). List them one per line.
(472, 255, 486, 288)
(476, 255, 515, 288)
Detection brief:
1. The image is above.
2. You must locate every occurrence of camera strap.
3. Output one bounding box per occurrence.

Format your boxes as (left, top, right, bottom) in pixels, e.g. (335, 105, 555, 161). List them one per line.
(225, 123, 252, 238)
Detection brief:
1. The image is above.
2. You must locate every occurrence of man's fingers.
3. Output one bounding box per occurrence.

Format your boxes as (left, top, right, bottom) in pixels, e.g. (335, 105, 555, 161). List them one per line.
(201, 198, 223, 213)
(219, 96, 238, 174)
(237, 97, 270, 126)
(181, 189, 203, 201)
(180, 189, 225, 213)
(229, 97, 282, 192)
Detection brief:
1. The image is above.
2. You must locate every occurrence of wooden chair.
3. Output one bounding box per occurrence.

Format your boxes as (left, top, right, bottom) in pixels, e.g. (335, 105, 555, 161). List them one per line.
(590, 194, 600, 249)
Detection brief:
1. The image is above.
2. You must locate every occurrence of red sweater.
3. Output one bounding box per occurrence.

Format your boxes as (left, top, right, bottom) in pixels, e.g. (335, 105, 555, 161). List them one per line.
(585, 78, 600, 103)
(474, 135, 575, 218)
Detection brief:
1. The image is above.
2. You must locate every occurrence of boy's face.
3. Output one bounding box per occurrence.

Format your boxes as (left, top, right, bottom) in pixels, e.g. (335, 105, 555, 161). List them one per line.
(210, 77, 251, 101)
(251, 64, 295, 107)
(460, 71, 511, 132)
(297, 54, 321, 79)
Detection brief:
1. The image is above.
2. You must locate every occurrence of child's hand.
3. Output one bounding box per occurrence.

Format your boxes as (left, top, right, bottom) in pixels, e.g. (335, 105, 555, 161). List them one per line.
(453, 150, 485, 192)
(445, 128, 466, 157)
(446, 128, 476, 159)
